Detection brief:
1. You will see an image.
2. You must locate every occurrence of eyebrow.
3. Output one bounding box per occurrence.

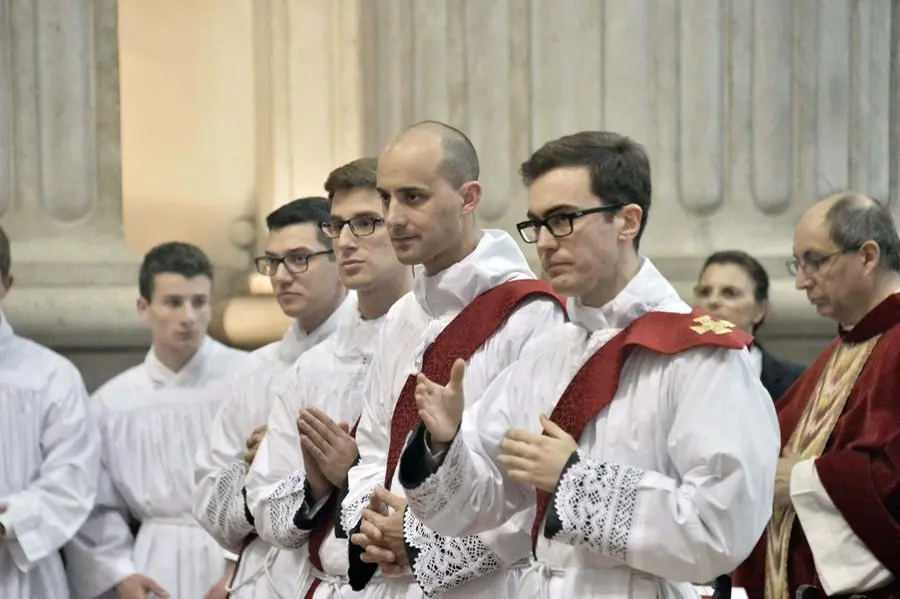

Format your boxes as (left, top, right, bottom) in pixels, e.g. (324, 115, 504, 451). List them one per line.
(329, 211, 383, 221)
(265, 246, 318, 257)
(525, 204, 581, 220)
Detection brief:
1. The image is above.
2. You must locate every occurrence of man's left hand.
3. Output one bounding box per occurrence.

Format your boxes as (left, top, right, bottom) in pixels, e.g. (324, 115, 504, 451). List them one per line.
(774, 448, 802, 511)
(498, 414, 578, 493)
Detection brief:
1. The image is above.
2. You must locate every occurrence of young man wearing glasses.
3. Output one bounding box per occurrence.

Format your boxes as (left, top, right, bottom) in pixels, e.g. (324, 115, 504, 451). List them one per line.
(194, 196, 356, 598)
(337, 121, 566, 599)
(399, 130, 780, 599)
(734, 193, 900, 599)
(244, 156, 416, 598)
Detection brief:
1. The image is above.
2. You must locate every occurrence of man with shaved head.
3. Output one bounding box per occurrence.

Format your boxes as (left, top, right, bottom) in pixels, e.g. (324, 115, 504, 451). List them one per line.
(734, 192, 900, 599)
(332, 121, 566, 598)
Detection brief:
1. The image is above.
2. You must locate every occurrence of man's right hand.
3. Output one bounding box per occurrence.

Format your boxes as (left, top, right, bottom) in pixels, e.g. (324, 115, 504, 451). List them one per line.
(115, 574, 169, 598)
(414, 358, 466, 445)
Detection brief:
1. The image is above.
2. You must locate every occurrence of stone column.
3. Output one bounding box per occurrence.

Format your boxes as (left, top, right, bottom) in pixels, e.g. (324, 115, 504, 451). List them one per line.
(0, 0, 145, 352)
(217, 0, 365, 347)
(360, 0, 900, 362)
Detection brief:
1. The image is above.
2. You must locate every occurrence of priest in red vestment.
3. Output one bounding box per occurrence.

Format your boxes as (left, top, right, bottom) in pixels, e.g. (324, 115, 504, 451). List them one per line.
(734, 192, 900, 599)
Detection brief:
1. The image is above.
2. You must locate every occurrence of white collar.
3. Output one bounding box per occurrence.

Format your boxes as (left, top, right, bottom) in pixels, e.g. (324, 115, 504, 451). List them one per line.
(277, 291, 359, 364)
(145, 335, 216, 388)
(567, 258, 688, 333)
(412, 229, 535, 318)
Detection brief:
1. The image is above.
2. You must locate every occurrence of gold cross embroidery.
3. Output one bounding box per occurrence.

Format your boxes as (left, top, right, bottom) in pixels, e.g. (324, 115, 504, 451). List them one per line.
(690, 314, 735, 335)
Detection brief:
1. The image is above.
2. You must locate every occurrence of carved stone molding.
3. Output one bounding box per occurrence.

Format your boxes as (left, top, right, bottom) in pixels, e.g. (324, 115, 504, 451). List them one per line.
(0, 0, 146, 348)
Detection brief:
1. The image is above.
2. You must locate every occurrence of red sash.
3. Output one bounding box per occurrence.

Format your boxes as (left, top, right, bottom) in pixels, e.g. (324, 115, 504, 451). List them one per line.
(383, 279, 564, 490)
(530, 309, 752, 553)
(304, 422, 361, 598)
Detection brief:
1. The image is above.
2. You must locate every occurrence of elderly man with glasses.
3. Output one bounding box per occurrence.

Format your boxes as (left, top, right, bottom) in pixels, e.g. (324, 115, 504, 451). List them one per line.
(194, 196, 357, 599)
(735, 192, 900, 599)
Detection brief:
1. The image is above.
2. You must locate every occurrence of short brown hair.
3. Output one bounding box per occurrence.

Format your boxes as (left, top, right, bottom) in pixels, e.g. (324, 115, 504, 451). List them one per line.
(324, 157, 379, 199)
(520, 131, 652, 250)
(0, 226, 10, 278)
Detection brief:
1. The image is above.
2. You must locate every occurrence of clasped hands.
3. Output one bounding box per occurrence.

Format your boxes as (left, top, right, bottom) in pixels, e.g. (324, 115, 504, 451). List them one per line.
(350, 485, 410, 574)
(414, 358, 577, 493)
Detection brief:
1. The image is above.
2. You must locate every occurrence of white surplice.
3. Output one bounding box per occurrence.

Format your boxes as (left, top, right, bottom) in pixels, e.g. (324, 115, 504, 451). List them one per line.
(0, 316, 101, 599)
(64, 336, 248, 599)
(193, 293, 357, 599)
(400, 259, 781, 599)
(246, 304, 391, 599)
(341, 230, 567, 599)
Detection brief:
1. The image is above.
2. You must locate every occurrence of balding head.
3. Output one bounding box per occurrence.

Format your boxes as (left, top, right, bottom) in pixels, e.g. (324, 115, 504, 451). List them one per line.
(814, 192, 900, 273)
(387, 121, 479, 188)
(792, 190, 900, 326)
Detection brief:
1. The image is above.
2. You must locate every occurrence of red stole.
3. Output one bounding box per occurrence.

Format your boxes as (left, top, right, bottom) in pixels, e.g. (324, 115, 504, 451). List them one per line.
(530, 309, 753, 553)
(383, 279, 565, 490)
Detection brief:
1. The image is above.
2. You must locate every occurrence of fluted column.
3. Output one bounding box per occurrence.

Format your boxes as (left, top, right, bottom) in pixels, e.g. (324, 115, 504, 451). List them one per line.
(217, 0, 365, 346)
(0, 0, 145, 348)
(360, 0, 900, 359)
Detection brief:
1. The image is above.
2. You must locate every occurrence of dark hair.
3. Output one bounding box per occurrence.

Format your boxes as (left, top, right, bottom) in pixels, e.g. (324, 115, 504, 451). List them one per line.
(324, 157, 379, 199)
(520, 131, 652, 249)
(265, 196, 332, 250)
(0, 226, 10, 279)
(701, 250, 770, 333)
(139, 242, 213, 301)
(825, 193, 900, 273)
(405, 121, 479, 188)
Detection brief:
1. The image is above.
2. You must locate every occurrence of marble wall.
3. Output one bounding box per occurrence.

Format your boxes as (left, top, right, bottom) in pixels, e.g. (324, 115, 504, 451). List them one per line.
(0, 0, 897, 388)
(357, 0, 900, 361)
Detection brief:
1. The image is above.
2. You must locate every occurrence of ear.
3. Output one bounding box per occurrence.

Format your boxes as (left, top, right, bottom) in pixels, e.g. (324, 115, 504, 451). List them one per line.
(459, 181, 482, 217)
(136, 296, 151, 325)
(616, 204, 643, 245)
(0, 274, 13, 299)
(753, 299, 769, 327)
(859, 240, 881, 274)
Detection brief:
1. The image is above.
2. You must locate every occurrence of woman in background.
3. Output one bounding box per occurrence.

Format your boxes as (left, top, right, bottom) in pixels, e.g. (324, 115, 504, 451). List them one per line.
(694, 250, 806, 401)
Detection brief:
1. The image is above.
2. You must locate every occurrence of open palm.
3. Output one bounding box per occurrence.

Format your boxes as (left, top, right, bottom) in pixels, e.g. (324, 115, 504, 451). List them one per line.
(414, 358, 466, 444)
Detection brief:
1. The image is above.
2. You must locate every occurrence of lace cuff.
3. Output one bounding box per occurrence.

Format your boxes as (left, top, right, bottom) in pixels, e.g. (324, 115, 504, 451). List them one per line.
(403, 507, 503, 597)
(204, 461, 255, 550)
(544, 451, 645, 562)
(334, 455, 360, 539)
(265, 470, 311, 549)
(400, 425, 467, 522)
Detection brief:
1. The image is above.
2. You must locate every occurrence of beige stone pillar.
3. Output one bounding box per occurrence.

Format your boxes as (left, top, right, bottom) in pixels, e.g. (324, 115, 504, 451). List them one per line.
(0, 0, 146, 349)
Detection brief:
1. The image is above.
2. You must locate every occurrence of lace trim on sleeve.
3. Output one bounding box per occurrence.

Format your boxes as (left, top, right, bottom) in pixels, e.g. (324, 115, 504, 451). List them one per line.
(404, 432, 467, 522)
(204, 461, 254, 550)
(403, 507, 503, 597)
(546, 452, 645, 562)
(265, 470, 311, 549)
(340, 490, 372, 539)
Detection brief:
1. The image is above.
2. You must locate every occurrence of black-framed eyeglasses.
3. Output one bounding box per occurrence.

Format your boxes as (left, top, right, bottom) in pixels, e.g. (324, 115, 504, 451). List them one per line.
(319, 215, 385, 239)
(785, 247, 860, 277)
(516, 205, 624, 244)
(254, 249, 334, 276)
